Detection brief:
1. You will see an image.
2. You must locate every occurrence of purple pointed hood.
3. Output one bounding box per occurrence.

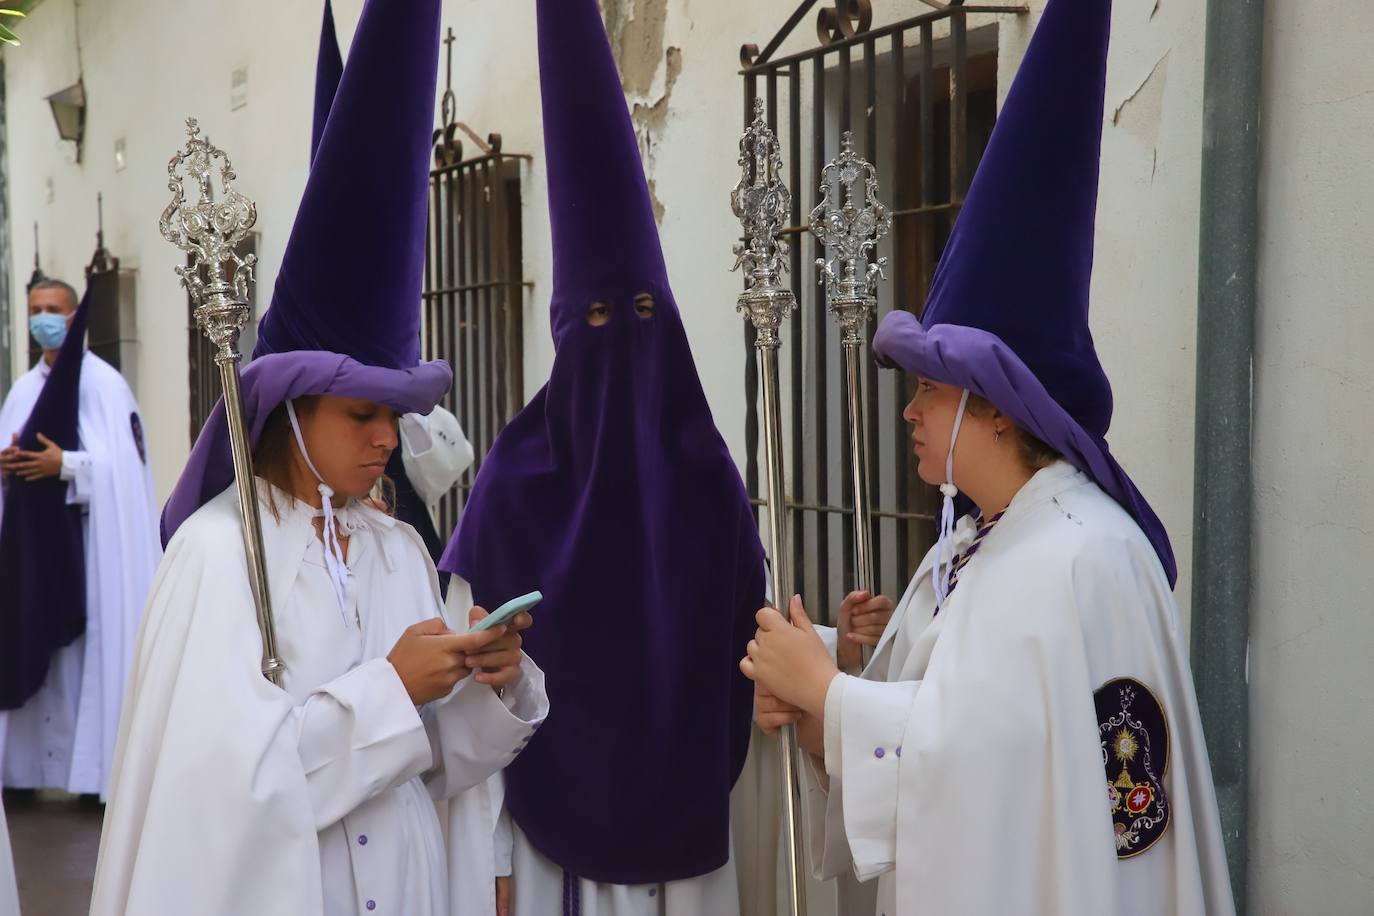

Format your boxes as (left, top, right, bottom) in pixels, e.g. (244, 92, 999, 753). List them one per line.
(163, 0, 451, 544)
(872, 0, 1176, 585)
(0, 289, 91, 708)
(438, 0, 765, 884)
(310, 0, 343, 166)
(255, 0, 439, 369)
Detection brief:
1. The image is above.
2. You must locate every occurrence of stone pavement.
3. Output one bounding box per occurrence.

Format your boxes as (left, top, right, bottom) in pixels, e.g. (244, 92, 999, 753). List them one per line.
(5, 790, 103, 916)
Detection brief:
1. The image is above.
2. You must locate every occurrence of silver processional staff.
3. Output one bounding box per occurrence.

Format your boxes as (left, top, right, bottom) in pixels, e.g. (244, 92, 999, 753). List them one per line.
(811, 131, 892, 655)
(732, 98, 808, 916)
(160, 118, 284, 686)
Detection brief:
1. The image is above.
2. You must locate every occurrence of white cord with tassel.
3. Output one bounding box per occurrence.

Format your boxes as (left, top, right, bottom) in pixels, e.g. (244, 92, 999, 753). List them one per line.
(286, 399, 353, 621)
(932, 389, 971, 611)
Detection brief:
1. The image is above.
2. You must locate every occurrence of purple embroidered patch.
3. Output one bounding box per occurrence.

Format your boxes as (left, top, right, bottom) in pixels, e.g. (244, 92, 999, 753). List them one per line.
(1096, 677, 1170, 859)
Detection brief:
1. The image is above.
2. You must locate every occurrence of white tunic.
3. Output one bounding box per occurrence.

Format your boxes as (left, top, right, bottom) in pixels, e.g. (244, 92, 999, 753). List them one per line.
(0, 352, 160, 797)
(802, 462, 1235, 916)
(90, 483, 549, 916)
(442, 575, 741, 916)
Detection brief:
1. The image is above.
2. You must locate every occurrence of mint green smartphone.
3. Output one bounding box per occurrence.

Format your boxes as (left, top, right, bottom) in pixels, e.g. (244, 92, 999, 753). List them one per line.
(469, 590, 542, 633)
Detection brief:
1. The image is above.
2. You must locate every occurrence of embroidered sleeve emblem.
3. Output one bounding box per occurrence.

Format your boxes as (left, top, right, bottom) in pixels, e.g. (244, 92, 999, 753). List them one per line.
(130, 413, 147, 465)
(1095, 677, 1170, 859)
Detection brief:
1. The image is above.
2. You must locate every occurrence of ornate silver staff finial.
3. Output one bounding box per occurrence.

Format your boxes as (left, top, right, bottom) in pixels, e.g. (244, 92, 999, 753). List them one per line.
(160, 118, 258, 362)
(731, 98, 797, 347)
(809, 131, 891, 344)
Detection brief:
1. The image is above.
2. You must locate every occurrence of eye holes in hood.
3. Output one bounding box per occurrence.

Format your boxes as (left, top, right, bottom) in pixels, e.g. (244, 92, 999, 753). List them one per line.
(633, 293, 656, 318)
(584, 293, 657, 327)
(586, 301, 612, 327)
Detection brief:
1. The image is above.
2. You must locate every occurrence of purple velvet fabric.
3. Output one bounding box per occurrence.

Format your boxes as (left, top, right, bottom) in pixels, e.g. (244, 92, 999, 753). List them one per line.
(0, 291, 90, 709)
(310, 0, 343, 166)
(164, 0, 449, 543)
(872, 0, 1176, 585)
(254, 0, 440, 369)
(919, 0, 1113, 437)
(437, 0, 765, 885)
(162, 352, 450, 544)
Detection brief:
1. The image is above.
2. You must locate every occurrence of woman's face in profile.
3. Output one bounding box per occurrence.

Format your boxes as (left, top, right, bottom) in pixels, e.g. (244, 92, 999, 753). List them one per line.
(903, 377, 991, 487)
(297, 396, 399, 500)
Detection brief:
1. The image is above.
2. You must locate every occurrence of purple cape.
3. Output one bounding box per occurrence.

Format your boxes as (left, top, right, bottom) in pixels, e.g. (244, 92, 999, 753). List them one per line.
(872, 0, 1176, 585)
(438, 0, 766, 884)
(0, 291, 90, 709)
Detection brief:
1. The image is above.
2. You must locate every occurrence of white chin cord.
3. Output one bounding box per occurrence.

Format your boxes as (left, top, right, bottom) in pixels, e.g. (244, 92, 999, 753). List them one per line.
(933, 389, 971, 611)
(286, 399, 351, 620)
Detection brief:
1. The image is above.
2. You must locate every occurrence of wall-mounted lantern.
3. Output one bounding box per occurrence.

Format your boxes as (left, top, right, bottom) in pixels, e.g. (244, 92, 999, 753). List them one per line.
(46, 80, 85, 162)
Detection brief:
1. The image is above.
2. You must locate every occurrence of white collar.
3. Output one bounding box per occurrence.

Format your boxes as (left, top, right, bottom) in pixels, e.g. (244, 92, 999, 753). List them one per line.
(995, 460, 1085, 529)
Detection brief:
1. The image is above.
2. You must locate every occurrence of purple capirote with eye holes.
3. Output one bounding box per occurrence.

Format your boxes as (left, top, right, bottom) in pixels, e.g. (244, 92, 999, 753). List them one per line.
(438, 0, 766, 887)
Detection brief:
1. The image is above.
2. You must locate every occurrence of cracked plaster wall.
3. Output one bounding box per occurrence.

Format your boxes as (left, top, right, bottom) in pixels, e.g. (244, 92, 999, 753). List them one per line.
(602, 0, 681, 222)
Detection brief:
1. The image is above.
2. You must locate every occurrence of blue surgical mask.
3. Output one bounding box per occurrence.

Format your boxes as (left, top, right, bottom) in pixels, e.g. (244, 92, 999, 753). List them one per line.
(29, 313, 68, 350)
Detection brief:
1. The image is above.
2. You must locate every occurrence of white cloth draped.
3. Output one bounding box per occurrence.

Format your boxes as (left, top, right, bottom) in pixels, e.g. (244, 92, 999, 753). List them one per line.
(400, 405, 474, 513)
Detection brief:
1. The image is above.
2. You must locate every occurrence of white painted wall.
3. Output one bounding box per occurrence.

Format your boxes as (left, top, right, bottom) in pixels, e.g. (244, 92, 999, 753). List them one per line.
(5, 0, 328, 500)
(1249, 1, 1374, 909)
(5, 0, 1373, 911)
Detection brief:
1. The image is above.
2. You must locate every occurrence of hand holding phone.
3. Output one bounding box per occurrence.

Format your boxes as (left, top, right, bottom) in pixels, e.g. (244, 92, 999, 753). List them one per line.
(468, 590, 542, 633)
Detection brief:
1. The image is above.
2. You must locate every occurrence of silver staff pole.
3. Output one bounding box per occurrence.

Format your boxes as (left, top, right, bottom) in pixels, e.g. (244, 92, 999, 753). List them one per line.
(160, 118, 285, 686)
(810, 132, 891, 667)
(731, 98, 807, 916)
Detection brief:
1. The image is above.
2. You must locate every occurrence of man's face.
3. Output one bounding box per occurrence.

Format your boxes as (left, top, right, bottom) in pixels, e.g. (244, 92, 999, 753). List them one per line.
(28, 287, 77, 327)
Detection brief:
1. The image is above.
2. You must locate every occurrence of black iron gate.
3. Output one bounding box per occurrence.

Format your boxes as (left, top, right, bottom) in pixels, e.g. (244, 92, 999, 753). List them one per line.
(741, 0, 1020, 622)
(422, 119, 529, 540)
